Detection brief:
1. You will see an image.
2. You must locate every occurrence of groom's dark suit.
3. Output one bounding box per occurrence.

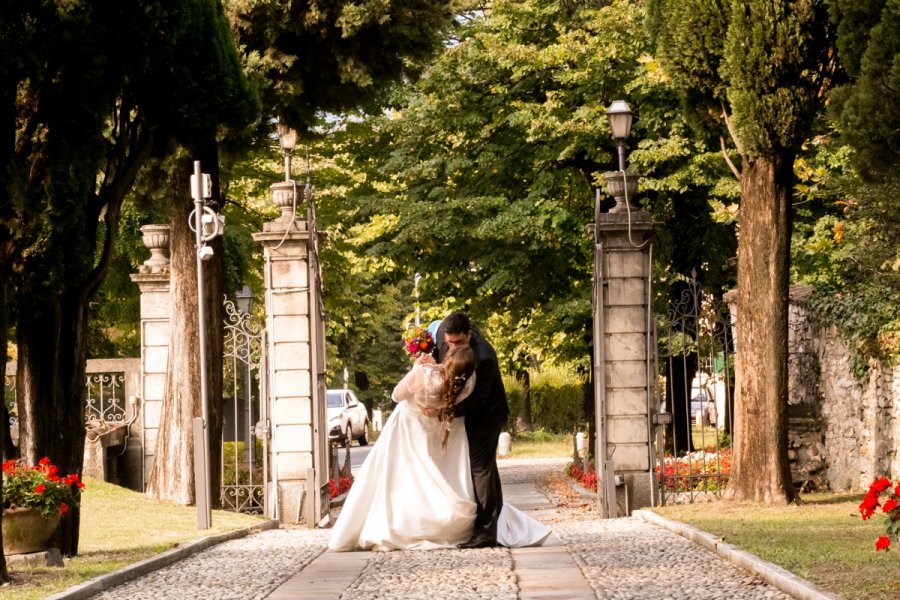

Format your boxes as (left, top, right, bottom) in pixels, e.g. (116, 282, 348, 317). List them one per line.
(434, 326, 509, 544)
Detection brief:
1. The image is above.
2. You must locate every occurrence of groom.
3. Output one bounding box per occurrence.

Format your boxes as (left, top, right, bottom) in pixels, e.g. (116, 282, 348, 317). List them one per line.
(434, 312, 509, 549)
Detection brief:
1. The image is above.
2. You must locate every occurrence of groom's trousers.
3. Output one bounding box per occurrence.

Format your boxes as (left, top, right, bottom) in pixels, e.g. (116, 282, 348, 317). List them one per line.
(467, 420, 504, 540)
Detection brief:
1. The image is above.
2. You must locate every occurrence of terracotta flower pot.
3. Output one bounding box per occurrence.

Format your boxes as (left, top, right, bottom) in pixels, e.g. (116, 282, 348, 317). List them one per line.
(2, 507, 60, 555)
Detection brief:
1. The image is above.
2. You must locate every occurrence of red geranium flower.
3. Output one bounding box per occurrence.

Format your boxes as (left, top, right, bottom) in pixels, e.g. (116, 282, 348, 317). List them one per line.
(876, 535, 892, 551)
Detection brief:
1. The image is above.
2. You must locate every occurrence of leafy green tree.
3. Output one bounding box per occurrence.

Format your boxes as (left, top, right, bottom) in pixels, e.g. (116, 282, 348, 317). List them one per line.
(323, 0, 738, 451)
(2, 0, 257, 554)
(651, 0, 836, 503)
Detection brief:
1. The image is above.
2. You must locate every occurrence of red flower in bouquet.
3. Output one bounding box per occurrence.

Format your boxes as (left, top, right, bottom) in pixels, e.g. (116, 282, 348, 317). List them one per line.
(404, 327, 434, 358)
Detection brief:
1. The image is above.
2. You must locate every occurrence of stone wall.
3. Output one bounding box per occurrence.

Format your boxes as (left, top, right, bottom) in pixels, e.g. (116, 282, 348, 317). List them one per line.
(788, 285, 898, 491)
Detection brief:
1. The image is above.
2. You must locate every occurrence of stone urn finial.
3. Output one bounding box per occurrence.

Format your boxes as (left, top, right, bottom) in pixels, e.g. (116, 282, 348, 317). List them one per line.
(603, 171, 640, 213)
(139, 224, 170, 273)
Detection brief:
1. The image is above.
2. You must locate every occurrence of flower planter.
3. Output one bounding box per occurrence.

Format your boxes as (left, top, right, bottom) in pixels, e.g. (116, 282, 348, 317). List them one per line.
(2, 507, 60, 555)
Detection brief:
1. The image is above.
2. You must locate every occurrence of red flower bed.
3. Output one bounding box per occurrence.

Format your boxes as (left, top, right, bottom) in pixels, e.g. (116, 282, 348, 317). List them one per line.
(655, 449, 732, 493)
(328, 474, 354, 499)
(566, 461, 597, 492)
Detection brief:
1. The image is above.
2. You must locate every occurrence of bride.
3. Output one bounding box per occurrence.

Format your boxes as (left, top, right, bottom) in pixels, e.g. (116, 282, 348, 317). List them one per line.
(328, 346, 551, 551)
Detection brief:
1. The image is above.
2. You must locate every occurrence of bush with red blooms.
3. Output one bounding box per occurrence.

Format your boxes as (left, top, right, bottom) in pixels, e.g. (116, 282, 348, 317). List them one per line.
(328, 474, 354, 499)
(655, 449, 732, 492)
(566, 460, 598, 492)
(859, 476, 900, 551)
(2, 457, 85, 518)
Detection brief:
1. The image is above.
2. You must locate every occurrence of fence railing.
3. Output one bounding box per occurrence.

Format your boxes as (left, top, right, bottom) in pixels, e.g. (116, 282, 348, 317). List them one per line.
(4, 358, 141, 437)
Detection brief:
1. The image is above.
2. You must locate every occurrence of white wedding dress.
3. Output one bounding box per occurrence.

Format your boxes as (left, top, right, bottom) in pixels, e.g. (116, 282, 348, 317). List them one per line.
(328, 364, 552, 552)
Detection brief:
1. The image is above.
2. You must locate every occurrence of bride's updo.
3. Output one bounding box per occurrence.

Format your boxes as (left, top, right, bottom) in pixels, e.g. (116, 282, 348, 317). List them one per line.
(438, 345, 475, 448)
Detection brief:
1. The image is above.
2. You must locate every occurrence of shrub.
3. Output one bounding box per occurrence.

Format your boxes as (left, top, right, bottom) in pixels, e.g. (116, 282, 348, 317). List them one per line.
(529, 366, 585, 433)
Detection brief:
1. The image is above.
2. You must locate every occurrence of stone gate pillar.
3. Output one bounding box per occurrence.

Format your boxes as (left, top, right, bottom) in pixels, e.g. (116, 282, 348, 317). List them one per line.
(253, 181, 328, 526)
(590, 203, 656, 517)
(130, 224, 172, 491)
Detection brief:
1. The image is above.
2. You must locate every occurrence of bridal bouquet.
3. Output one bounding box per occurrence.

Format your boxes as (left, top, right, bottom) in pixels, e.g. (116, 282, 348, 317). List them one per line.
(404, 326, 435, 358)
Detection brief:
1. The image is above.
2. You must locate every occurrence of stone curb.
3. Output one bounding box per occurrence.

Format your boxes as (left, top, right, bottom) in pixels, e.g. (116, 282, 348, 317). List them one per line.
(632, 510, 843, 600)
(45, 519, 280, 600)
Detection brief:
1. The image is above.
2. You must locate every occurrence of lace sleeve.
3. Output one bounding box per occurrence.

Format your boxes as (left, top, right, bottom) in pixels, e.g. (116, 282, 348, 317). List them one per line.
(391, 366, 421, 403)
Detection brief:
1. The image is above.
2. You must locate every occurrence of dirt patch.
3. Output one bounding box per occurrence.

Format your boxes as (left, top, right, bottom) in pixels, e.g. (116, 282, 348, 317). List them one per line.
(536, 470, 600, 521)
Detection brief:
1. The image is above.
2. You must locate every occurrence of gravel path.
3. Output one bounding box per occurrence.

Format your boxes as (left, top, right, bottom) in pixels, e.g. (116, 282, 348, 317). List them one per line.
(83, 458, 808, 600)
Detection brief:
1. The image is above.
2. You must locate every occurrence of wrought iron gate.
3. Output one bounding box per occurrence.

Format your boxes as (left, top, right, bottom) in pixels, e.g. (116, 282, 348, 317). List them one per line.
(654, 273, 735, 504)
(221, 295, 269, 515)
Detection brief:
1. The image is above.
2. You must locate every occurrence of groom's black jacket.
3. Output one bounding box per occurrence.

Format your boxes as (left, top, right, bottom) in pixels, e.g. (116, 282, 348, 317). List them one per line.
(434, 327, 509, 431)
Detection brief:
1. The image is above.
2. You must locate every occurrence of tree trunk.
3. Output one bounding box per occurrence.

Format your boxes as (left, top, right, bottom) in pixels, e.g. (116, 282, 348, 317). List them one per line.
(147, 152, 223, 507)
(16, 292, 89, 555)
(725, 155, 794, 504)
(0, 274, 9, 581)
(515, 369, 533, 432)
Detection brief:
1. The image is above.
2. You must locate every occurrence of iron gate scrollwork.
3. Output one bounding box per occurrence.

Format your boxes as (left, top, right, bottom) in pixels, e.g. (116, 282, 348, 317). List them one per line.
(221, 295, 268, 514)
(655, 273, 735, 504)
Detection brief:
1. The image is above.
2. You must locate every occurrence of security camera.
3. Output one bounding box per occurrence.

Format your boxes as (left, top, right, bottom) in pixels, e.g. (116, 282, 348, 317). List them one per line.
(199, 245, 214, 261)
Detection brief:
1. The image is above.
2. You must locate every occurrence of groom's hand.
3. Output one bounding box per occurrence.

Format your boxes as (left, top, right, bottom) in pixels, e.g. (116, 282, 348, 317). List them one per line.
(422, 407, 438, 417)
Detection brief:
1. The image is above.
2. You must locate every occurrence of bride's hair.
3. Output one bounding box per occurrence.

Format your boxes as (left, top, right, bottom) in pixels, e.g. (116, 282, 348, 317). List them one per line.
(438, 346, 475, 449)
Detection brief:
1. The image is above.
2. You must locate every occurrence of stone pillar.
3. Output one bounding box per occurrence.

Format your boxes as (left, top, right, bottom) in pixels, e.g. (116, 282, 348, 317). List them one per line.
(591, 209, 655, 516)
(130, 224, 171, 491)
(253, 181, 327, 525)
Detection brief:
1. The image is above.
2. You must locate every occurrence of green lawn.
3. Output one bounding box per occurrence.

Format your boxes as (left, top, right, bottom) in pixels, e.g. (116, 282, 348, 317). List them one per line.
(652, 491, 900, 600)
(2, 478, 266, 600)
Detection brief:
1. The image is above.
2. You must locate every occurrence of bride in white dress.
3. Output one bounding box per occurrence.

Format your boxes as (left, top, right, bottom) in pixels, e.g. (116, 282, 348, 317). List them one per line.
(328, 346, 551, 552)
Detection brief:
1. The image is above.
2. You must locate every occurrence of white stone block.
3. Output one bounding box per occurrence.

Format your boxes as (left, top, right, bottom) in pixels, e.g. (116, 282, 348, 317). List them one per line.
(276, 453, 314, 480)
(608, 442, 651, 471)
(608, 415, 648, 443)
(143, 400, 162, 430)
(274, 342, 310, 370)
(145, 346, 168, 373)
(605, 333, 647, 361)
(606, 361, 647, 388)
(143, 373, 167, 401)
(276, 426, 313, 452)
(140, 292, 171, 319)
(607, 278, 646, 305)
(606, 252, 648, 279)
(274, 369, 311, 398)
(143, 322, 170, 346)
(270, 292, 309, 316)
(605, 307, 648, 333)
(142, 427, 158, 452)
(606, 388, 648, 414)
(271, 259, 309, 289)
(273, 397, 313, 425)
(271, 315, 310, 343)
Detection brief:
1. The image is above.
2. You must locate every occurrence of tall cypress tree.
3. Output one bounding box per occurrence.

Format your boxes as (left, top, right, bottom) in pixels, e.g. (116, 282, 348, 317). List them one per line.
(651, 0, 836, 503)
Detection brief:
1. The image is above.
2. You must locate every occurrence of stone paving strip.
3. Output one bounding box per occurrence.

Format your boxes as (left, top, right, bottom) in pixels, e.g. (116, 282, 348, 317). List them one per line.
(53, 458, 840, 600)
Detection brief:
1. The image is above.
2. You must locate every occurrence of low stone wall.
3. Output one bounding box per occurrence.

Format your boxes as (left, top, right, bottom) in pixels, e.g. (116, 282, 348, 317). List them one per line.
(789, 286, 898, 491)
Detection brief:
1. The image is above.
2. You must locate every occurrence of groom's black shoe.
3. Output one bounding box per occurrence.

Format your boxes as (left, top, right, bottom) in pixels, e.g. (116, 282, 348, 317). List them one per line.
(457, 535, 497, 549)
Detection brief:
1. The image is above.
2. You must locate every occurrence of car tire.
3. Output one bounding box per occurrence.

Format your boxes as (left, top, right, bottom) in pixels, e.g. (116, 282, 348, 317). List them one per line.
(342, 426, 352, 448)
(358, 422, 369, 446)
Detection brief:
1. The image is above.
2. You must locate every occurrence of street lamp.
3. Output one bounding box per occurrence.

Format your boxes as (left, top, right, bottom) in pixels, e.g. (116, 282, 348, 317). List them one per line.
(277, 122, 297, 182)
(602, 100, 640, 214)
(235, 285, 254, 315)
(189, 160, 225, 530)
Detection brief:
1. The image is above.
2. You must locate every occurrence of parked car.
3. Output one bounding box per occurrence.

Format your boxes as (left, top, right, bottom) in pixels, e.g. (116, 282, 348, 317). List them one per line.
(660, 391, 711, 426)
(326, 389, 369, 447)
